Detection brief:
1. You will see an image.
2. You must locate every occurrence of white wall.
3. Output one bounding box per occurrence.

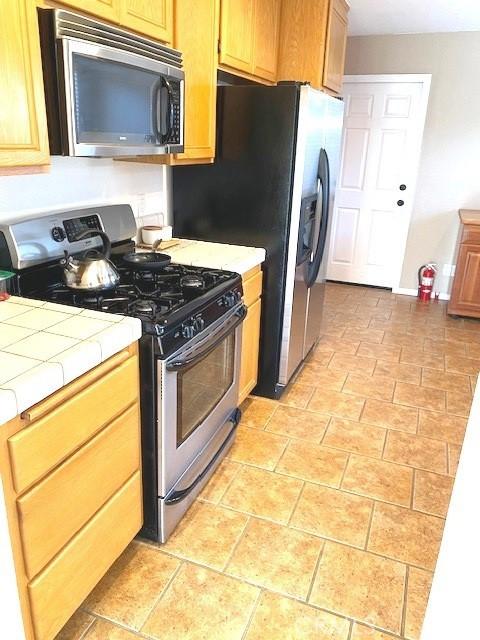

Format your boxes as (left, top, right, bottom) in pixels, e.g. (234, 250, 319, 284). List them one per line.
(345, 31, 480, 295)
(0, 157, 172, 227)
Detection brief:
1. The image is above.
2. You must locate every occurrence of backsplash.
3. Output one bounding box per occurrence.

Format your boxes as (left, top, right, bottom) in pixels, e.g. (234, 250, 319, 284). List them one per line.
(0, 157, 172, 227)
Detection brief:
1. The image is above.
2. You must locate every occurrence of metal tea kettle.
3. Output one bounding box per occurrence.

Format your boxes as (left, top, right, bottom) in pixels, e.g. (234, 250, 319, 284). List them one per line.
(60, 230, 120, 291)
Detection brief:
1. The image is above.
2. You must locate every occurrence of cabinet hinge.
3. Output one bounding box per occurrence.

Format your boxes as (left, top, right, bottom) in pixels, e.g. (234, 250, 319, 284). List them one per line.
(217, 39, 221, 54)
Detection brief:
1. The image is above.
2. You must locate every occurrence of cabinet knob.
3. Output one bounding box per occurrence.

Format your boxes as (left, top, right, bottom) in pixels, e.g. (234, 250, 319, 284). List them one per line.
(397, 200, 405, 207)
(399, 184, 406, 191)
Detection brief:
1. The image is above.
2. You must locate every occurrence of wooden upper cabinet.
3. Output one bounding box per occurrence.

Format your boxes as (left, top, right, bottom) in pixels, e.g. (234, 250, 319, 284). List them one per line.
(172, 0, 219, 163)
(0, 0, 49, 169)
(120, 0, 173, 43)
(253, 0, 281, 81)
(323, 0, 349, 93)
(57, 0, 118, 22)
(219, 0, 255, 74)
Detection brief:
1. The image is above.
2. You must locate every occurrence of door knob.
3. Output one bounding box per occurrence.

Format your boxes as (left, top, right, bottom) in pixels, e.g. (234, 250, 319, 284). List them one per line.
(397, 200, 405, 206)
(399, 184, 406, 191)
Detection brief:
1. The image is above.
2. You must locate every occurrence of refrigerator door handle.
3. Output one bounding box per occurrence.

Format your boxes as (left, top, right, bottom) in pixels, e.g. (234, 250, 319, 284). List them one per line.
(306, 148, 330, 288)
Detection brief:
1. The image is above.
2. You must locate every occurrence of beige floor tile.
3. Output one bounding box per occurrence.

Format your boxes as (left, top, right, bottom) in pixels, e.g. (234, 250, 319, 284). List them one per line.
(413, 470, 454, 517)
(446, 390, 472, 417)
(417, 410, 467, 445)
(361, 398, 418, 433)
(244, 591, 350, 640)
(323, 417, 386, 458)
(448, 444, 462, 476)
(405, 567, 433, 640)
(318, 320, 350, 337)
(296, 363, 347, 389)
(445, 327, 480, 344)
(328, 353, 376, 375)
(315, 334, 359, 354)
(466, 342, 480, 358)
(351, 624, 401, 640)
(290, 483, 373, 548)
(280, 382, 315, 408)
(226, 518, 322, 599)
(383, 430, 447, 473)
(341, 455, 413, 507)
(357, 341, 401, 362)
(373, 361, 421, 385)
(368, 502, 444, 570)
(83, 542, 179, 630)
(142, 563, 259, 640)
(264, 405, 329, 442)
(310, 541, 406, 634)
(382, 331, 419, 348)
(308, 388, 365, 420)
(240, 397, 276, 429)
(83, 620, 138, 639)
(424, 338, 466, 356)
(343, 373, 396, 401)
(55, 610, 95, 640)
(394, 382, 446, 412)
(343, 327, 385, 344)
(220, 465, 302, 523)
(161, 502, 247, 570)
(421, 368, 471, 394)
(199, 460, 241, 504)
(445, 353, 480, 375)
(400, 348, 445, 371)
(276, 440, 348, 487)
(227, 426, 288, 470)
(307, 350, 333, 366)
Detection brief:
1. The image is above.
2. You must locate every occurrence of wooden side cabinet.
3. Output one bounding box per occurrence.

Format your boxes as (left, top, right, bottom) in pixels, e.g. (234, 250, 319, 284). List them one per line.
(120, 0, 173, 43)
(239, 265, 263, 404)
(55, 0, 118, 22)
(323, 0, 349, 94)
(448, 210, 480, 318)
(0, 0, 49, 169)
(0, 344, 142, 640)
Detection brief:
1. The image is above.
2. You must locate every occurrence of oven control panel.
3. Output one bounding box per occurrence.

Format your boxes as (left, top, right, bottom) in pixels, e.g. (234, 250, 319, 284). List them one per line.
(63, 214, 102, 243)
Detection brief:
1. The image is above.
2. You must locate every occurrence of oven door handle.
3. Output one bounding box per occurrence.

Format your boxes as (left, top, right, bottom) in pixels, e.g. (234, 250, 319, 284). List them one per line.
(166, 304, 247, 371)
(165, 409, 241, 505)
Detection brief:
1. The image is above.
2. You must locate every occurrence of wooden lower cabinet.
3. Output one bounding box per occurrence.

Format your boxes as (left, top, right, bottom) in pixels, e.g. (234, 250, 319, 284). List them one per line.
(0, 343, 142, 640)
(448, 211, 480, 318)
(238, 266, 263, 404)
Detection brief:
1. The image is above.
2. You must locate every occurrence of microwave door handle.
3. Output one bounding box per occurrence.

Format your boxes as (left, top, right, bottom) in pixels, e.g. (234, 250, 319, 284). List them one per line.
(152, 79, 162, 142)
(160, 77, 174, 144)
(166, 304, 247, 371)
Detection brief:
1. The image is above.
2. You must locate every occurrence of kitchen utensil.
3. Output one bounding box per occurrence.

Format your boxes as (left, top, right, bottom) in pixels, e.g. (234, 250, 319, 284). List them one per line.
(0, 270, 14, 301)
(122, 249, 172, 270)
(141, 225, 173, 245)
(61, 230, 120, 291)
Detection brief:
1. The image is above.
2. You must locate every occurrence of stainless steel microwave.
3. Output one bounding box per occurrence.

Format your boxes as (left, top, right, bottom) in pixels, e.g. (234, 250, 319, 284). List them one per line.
(38, 9, 184, 157)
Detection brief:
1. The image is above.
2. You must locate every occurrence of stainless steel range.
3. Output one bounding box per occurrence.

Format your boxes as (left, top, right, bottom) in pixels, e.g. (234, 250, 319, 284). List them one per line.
(0, 204, 246, 542)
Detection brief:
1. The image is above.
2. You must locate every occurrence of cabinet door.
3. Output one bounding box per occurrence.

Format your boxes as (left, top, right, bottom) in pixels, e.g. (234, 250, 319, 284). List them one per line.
(277, 0, 329, 88)
(239, 298, 262, 404)
(323, 0, 349, 94)
(172, 0, 219, 163)
(120, 0, 173, 42)
(449, 244, 480, 318)
(0, 0, 49, 168)
(58, 0, 119, 22)
(219, 0, 255, 74)
(253, 0, 281, 81)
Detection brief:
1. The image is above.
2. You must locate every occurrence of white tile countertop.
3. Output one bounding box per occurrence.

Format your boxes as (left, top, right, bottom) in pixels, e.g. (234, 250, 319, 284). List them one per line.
(150, 239, 266, 274)
(0, 296, 142, 427)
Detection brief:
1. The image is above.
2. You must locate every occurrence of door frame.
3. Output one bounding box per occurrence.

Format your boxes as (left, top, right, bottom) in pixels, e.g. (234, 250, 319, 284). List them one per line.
(339, 73, 432, 292)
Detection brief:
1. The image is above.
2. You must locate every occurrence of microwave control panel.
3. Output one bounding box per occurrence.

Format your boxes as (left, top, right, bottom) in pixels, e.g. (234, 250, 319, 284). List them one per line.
(170, 81, 182, 144)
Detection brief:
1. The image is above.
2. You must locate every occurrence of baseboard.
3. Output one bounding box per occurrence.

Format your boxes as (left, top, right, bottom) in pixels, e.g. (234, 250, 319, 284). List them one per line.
(393, 287, 451, 301)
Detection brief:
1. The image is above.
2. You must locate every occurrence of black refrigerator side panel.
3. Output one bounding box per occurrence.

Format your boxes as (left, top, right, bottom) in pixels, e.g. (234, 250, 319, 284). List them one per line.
(173, 85, 299, 398)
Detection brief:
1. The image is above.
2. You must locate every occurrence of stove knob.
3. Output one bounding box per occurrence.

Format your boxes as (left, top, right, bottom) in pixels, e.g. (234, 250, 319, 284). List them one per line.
(51, 226, 66, 242)
(182, 322, 196, 339)
(194, 316, 205, 332)
(223, 292, 236, 308)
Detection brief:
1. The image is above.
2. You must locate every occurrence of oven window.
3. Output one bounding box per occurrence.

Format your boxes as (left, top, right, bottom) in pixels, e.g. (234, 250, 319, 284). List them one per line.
(177, 333, 235, 446)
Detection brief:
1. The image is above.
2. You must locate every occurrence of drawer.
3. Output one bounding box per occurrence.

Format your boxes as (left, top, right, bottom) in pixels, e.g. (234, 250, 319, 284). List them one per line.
(462, 226, 480, 245)
(28, 471, 142, 640)
(17, 403, 140, 580)
(8, 354, 139, 494)
(243, 270, 263, 307)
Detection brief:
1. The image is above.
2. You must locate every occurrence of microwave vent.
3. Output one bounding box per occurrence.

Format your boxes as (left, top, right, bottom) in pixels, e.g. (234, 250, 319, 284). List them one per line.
(54, 9, 182, 69)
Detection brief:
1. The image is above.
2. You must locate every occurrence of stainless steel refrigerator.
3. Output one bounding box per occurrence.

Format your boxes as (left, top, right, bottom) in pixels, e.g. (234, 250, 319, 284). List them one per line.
(173, 83, 344, 399)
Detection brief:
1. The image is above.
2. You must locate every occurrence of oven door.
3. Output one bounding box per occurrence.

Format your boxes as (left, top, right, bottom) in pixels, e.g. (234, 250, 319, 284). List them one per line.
(58, 38, 184, 157)
(158, 303, 246, 496)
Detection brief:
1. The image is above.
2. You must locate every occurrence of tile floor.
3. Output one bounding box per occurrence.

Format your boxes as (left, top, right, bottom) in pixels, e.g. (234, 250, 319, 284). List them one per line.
(56, 283, 480, 640)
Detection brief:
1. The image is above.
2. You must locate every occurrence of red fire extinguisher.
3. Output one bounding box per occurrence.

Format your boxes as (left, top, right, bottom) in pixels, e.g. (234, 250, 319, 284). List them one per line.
(418, 263, 437, 301)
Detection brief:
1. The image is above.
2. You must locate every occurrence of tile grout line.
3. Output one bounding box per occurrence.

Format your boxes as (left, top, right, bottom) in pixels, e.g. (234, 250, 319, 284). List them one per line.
(363, 498, 376, 552)
(305, 538, 325, 604)
(401, 565, 410, 638)
(286, 479, 306, 526)
(240, 587, 264, 640)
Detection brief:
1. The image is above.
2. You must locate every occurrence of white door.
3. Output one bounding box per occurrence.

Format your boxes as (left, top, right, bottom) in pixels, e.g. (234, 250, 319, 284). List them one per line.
(327, 75, 430, 288)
